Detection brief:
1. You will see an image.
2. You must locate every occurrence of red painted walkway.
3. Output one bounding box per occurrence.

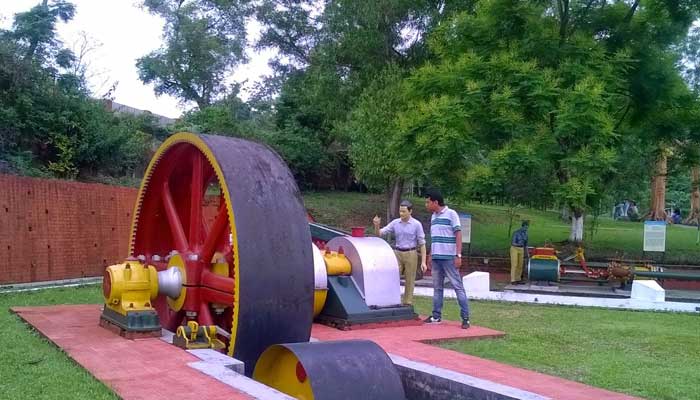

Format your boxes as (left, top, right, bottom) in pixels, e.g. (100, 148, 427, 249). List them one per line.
(12, 305, 252, 400)
(13, 304, 640, 400)
(310, 323, 640, 400)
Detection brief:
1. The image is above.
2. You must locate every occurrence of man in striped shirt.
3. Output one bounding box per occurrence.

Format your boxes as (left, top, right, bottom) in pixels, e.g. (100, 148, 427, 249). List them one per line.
(424, 189, 470, 329)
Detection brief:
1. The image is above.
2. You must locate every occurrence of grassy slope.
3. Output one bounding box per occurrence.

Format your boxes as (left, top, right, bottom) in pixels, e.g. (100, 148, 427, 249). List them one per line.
(304, 192, 700, 264)
(412, 297, 700, 400)
(0, 285, 117, 399)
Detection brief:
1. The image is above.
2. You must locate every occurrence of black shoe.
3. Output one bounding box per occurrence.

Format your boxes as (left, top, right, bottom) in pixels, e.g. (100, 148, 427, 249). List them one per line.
(461, 319, 470, 329)
(423, 316, 441, 324)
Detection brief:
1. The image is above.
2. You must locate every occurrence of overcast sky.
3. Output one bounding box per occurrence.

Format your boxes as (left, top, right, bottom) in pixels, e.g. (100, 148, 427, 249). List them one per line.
(0, 0, 273, 119)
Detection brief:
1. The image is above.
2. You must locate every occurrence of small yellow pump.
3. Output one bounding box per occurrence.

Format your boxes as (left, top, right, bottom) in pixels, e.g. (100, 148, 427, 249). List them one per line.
(100, 260, 161, 334)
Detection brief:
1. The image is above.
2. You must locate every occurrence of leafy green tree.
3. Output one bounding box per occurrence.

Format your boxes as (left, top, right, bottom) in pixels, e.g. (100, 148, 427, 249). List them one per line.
(10, 0, 75, 63)
(678, 26, 700, 225)
(397, 0, 647, 242)
(0, 2, 156, 181)
(339, 65, 414, 219)
(593, 0, 700, 221)
(137, 0, 250, 109)
(680, 25, 700, 93)
(255, 1, 476, 208)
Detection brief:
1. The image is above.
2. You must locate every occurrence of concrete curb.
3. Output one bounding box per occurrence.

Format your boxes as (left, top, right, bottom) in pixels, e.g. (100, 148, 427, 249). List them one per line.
(0, 276, 101, 294)
(411, 286, 700, 313)
(390, 353, 550, 400)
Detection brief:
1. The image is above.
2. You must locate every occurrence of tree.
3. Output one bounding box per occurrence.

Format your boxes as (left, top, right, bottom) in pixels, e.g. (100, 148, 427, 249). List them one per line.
(255, 0, 476, 211)
(254, 0, 320, 71)
(679, 26, 700, 225)
(394, 0, 700, 239)
(339, 65, 413, 220)
(137, 0, 250, 109)
(1, 2, 156, 181)
(591, 0, 700, 221)
(398, 0, 632, 242)
(11, 0, 75, 64)
(686, 163, 700, 225)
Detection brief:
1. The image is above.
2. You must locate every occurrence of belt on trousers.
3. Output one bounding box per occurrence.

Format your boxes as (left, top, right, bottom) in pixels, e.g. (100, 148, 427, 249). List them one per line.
(395, 247, 416, 252)
(511, 244, 524, 248)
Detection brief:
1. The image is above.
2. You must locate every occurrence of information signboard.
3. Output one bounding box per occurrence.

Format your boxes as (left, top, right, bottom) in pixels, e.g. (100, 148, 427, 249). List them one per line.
(459, 213, 471, 244)
(643, 221, 666, 252)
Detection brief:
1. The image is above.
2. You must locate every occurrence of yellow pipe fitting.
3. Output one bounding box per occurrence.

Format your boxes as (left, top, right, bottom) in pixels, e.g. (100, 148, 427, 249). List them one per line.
(313, 289, 328, 317)
(323, 251, 351, 276)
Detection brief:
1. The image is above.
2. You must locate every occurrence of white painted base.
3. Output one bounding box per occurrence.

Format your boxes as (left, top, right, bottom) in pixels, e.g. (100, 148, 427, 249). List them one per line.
(462, 271, 490, 294)
(409, 286, 698, 313)
(631, 280, 665, 302)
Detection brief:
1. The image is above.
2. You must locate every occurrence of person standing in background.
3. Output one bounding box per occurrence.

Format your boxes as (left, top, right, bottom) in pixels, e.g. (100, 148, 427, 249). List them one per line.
(510, 220, 529, 284)
(373, 200, 427, 305)
(423, 189, 470, 329)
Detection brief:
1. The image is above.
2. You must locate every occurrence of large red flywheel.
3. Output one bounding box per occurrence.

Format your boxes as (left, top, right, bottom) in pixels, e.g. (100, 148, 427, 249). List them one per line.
(129, 133, 313, 375)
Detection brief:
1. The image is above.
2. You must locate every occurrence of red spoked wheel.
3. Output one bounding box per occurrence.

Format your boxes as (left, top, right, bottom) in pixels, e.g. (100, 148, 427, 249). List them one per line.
(130, 133, 313, 375)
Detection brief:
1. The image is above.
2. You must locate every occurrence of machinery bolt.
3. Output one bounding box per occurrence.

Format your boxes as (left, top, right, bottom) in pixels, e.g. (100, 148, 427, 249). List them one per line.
(214, 307, 225, 315)
(188, 254, 199, 261)
(137, 255, 146, 262)
(152, 255, 162, 262)
(185, 311, 198, 318)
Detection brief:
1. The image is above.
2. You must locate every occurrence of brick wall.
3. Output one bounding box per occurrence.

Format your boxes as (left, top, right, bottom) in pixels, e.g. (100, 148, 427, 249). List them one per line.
(0, 174, 137, 284)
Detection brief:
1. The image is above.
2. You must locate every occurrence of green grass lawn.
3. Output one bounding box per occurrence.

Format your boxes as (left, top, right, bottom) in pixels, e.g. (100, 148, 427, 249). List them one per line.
(0, 285, 117, 399)
(413, 296, 700, 400)
(3, 285, 698, 400)
(303, 192, 700, 264)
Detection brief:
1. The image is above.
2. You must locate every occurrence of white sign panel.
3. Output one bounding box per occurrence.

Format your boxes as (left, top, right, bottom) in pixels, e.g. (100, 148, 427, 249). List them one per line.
(459, 213, 471, 244)
(643, 221, 666, 252)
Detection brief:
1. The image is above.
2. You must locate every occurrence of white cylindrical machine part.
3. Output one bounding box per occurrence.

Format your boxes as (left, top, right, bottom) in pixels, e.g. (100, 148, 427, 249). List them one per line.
(157, 266, 183, 298)
(325, 236, 401, 307)
(312, 243, 328, 290)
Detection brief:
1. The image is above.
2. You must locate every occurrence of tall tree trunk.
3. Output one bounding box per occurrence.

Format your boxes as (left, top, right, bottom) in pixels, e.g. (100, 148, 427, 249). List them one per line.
(646, 151, 669, 221)
(569, 208, 584, 243)
(684, 165, 700, 226)
(386, 179, 403, 221)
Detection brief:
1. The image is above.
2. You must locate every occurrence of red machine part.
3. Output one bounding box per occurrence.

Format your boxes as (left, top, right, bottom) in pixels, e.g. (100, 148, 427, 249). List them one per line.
(131, 140, 236, 333)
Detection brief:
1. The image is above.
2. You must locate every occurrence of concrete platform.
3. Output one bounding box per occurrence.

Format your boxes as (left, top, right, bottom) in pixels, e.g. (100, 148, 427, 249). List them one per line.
(13, 304, 640, 400)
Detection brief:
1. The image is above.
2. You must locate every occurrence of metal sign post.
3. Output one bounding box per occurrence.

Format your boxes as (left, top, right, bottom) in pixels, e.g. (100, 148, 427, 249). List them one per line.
(459, 213, 472, 268)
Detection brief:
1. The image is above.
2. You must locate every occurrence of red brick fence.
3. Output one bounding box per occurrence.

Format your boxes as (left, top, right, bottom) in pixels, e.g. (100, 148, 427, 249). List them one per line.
(0, 174, 136, 284)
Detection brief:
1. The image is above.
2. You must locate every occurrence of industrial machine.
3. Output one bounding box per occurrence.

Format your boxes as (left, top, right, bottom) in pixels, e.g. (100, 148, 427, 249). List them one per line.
(524, 246, 700, 287)
(312, 235, 417, 329)
(99, 132, 411, 399)
(527, 247, 561, 282)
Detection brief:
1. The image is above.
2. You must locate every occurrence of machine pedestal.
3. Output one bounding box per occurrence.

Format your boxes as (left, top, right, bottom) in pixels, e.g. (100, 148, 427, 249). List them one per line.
(99, 307, 161, 338)
(316, 276, 418, 329)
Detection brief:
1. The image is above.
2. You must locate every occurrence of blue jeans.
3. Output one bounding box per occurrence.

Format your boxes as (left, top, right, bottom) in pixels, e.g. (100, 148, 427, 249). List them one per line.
(431, 258, 470, 321)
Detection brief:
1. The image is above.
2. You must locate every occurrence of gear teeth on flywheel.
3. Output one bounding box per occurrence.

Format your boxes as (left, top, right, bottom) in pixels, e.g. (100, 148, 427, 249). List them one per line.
(129, 136, 226, 256)
(128, 148, 166, 255)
